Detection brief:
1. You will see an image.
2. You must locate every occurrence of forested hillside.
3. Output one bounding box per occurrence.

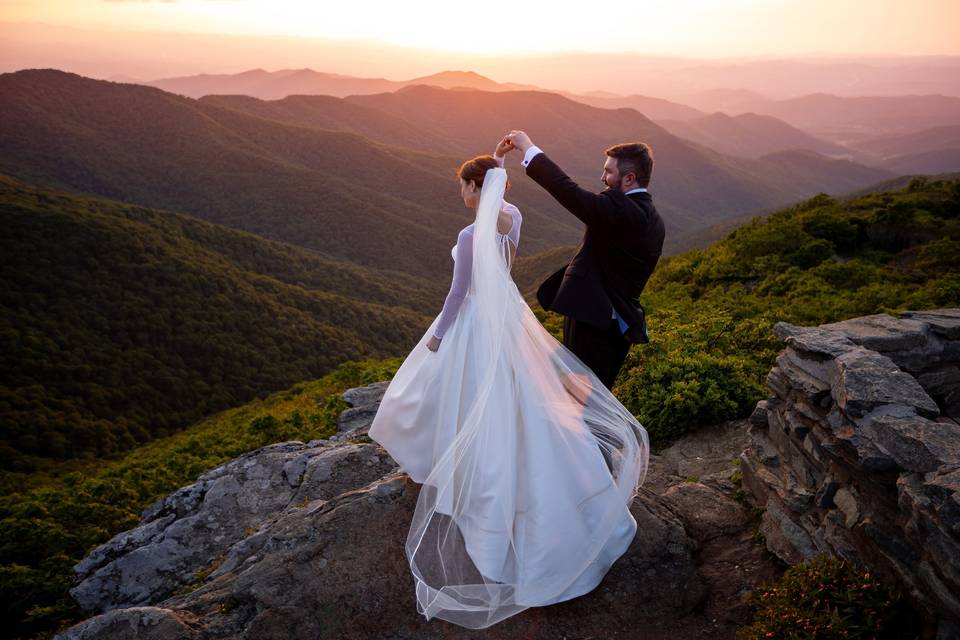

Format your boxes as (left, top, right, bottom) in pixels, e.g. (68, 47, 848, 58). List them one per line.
(0, 174, 438, 473)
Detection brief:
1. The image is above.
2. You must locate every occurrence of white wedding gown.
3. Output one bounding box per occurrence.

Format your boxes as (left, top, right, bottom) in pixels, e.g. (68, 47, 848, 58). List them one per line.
(368, 168, 650, 629)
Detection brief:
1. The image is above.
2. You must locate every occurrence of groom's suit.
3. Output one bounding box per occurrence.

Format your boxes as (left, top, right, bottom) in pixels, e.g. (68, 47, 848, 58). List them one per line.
(525, 148, 665, 389)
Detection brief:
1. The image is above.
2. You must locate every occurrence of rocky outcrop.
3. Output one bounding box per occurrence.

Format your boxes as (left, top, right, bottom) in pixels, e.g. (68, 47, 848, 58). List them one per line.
(739, 309, 960, 639)
(57, 382, 782, 639)
(69, 383, 397, 614)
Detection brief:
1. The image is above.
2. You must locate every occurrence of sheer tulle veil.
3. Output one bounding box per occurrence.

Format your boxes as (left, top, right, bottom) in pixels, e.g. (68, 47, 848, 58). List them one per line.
(395, 167, 650, 628)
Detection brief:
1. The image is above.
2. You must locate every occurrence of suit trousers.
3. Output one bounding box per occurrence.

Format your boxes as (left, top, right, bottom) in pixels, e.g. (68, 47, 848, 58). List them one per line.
(563, 314, 632, 390)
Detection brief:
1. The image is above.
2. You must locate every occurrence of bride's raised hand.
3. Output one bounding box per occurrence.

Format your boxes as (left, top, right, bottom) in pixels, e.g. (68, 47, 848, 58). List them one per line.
(505, 130, 533, 153)
(495, 135, 516, 157)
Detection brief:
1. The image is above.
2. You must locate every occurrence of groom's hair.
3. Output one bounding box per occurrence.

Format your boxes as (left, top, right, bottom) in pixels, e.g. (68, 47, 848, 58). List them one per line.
(457, 155, 510, 191)
(606, 142, 654, 187)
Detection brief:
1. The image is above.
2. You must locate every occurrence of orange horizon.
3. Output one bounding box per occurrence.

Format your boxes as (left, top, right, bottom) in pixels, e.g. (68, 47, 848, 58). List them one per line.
(1, 0, 959, 59)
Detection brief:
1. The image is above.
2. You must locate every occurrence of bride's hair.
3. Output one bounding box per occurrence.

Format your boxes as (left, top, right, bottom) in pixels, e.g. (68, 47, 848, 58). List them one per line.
(457, 155, 511, 191)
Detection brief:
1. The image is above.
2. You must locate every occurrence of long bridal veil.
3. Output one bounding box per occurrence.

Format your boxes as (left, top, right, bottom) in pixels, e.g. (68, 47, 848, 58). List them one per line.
(380, 167, 650, 629)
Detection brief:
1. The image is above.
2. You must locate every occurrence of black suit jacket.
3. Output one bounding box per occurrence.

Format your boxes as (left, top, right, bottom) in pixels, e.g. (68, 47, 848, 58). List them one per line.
(529, 151, 665, 344)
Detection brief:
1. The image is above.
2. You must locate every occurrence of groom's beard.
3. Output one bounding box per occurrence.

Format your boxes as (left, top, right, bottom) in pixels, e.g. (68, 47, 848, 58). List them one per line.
(601, 177, 622, 192)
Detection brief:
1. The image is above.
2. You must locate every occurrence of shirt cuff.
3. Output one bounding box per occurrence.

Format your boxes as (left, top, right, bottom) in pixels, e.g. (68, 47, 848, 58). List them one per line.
(521, 145, 543, 168)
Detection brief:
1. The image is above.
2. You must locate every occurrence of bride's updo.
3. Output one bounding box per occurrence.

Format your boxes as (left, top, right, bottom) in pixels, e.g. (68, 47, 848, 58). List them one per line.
(457, 155, 511, 191)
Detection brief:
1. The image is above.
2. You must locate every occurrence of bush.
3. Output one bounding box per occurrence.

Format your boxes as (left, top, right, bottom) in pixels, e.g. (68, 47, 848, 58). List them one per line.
(916, 237, 960, 271)
(789, 238, 835, 269)
(618, 350, 765, 442)
(737, 554, 918, 640)
(801, 213, 860, 252)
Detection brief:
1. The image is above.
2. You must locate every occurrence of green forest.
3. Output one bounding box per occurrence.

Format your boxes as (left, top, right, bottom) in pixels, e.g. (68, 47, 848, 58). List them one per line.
(0, 174, 440, 474)
(1, 175, 958, 638)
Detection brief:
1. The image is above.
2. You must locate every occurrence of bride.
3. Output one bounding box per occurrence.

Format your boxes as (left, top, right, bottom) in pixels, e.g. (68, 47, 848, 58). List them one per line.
(368, 143, 650, 630)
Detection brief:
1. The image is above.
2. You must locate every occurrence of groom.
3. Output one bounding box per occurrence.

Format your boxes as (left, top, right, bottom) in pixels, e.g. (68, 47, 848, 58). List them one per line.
(500, 131, 665, 390)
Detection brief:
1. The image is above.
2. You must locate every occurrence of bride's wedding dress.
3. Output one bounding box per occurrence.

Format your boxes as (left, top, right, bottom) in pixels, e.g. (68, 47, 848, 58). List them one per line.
(368, 167, 649, 629)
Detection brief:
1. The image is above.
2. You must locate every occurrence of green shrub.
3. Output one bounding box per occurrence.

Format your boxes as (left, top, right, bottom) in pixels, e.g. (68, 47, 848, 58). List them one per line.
(789, 238, 835, 269)
(916, 237, 960, 271)
(801, 213, 860, 252)
(737, 554, 917, 640)
(618, 351, 765, 442)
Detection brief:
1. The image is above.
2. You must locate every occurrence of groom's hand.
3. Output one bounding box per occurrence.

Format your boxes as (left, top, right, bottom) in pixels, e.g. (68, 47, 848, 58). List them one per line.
(505, 130, 533, 153)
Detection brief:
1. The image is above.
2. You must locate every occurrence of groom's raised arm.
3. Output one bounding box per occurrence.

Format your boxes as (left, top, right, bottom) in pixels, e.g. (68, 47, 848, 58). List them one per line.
(522, 148, 610, 228)
(503, 130, 617, 227)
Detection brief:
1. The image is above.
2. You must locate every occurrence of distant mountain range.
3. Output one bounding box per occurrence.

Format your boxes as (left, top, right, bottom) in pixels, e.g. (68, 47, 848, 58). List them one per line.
(0, 69, 589, 281)
(843, 126, 960, 175)
(0, 173, 436, 469)
(137, 67, 960, 175)
(724, 93, 960, 144)
(135, 59, 960, 109)
(658, 112, 849, 159)
(557, 92, 706, 122)
(340, 85, 895, 222)
(145, 68, 541, 100)
(1, 70, 897, 276)
(850, 125, 960, 159)
(149, 67, 709, 122)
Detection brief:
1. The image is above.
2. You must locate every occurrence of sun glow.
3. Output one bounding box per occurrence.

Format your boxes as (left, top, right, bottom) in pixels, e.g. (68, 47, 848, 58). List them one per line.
(2, 0, 959, 58)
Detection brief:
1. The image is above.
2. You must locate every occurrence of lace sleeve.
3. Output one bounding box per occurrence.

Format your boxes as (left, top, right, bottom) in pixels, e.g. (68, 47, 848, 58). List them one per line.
(433, 226, 474, 339)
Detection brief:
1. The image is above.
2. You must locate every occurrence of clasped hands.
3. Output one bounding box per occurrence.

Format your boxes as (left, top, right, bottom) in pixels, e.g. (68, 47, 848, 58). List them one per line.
(495, 130, 534, 158)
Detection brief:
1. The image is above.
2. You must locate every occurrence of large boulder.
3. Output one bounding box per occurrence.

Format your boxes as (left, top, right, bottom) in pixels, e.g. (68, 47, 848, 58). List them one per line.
(70, 441, 399, 614)
(740, 309, 960, 639)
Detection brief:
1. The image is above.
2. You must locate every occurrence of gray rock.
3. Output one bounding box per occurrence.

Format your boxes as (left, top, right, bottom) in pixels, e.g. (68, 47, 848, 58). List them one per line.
(334, 381, 390, 439)
(53, 607, 201, 640)
(656, 418, 750, 490)
(820, 313, 930, 353)
(858, 408, 960, 473)
(830, 347, 940, 419)
(832, 487, 860, 527)
(758, 497, 819, 564)
(660, 482, 750, 544)
(70, 441, 397, 614)
(773, 322, 857, 357)
(917, 366, 960, 399)
(901, 309, 960, 340)
(743, 309, 960, 634)
(749, 400, 769, 427)
(775, 350, 833, 395)
(58, 471, 707, 640)
(948, 391, 960, 420)
(341, 381, 390, 408)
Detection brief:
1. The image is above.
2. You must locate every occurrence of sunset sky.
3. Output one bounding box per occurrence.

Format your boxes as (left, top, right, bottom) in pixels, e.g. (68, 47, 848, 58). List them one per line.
(2, 0, 959, 58)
